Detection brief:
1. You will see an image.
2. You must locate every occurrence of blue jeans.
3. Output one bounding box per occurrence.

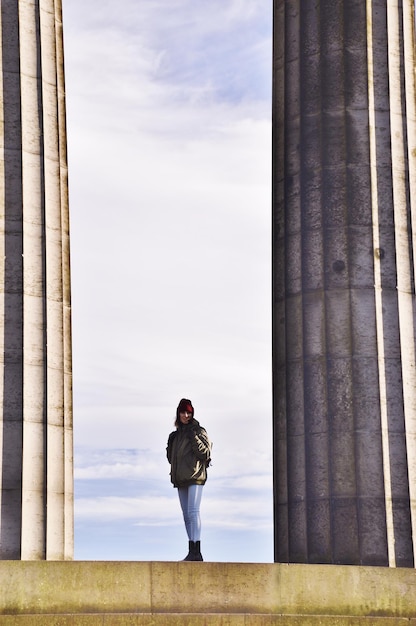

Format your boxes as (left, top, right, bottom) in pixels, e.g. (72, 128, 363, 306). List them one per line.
(178, 484, 203, 542)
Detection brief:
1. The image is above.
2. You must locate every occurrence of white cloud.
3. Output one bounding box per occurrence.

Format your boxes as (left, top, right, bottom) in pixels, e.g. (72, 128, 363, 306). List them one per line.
(75, 491, 272, 531)
(75, 488, 272, 529)
(76, 495, 273, 530)
(75, 495, 173, 521)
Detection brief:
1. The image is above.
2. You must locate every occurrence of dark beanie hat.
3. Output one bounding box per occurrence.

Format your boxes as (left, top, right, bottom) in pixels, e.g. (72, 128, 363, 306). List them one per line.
(177, 398, 194, 414)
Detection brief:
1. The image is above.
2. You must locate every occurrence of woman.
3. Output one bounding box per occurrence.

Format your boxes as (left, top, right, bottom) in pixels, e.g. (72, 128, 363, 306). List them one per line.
(166, 398, 212, 561)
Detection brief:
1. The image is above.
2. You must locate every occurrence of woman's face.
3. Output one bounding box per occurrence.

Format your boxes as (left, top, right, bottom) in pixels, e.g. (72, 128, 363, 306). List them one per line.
(179, 411, 192, 425)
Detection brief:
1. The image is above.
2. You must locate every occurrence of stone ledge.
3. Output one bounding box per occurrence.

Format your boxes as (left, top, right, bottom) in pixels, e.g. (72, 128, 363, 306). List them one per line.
(0, 615, 415, 626)
(0, 562, 414, 620)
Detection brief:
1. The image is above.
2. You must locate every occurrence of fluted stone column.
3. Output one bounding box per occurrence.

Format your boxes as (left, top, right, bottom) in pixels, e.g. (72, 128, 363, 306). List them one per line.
(273, 0, 416, 566)
(0, 0, 73, 559)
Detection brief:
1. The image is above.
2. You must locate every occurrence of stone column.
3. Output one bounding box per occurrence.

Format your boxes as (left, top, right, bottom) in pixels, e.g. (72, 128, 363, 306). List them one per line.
(0, 0, 73, 559)
(273, 0, 416, 566)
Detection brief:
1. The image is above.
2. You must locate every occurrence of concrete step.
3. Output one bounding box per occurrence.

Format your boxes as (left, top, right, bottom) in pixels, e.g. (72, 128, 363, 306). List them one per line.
(0, 615, 414, 625)
(0, 561, 414, 625)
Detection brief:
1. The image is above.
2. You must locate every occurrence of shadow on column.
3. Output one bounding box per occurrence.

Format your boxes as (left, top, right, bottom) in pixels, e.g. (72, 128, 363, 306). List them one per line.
(0, 0, 23, 560)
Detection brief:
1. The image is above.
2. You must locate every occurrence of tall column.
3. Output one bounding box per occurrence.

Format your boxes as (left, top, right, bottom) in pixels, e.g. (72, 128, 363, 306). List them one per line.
(273, 0, 416, 566)
(0, 0, 73, 559)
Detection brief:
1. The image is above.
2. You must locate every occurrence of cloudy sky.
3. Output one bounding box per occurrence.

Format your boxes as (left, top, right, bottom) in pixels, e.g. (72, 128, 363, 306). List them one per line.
(63, 0, 273, 563)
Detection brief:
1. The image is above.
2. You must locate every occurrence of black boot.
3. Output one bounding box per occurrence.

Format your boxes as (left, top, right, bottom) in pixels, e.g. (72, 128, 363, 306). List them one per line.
(183, 540, 194, 561)
(183, 540, 203, 561)
(194, 540, 203, 561)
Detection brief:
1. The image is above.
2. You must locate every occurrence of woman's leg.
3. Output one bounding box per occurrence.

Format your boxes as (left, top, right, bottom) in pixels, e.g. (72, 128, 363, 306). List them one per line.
(177, 487, 191, 539)
(177, 485, 203, 541)
(187, 484, 203, 542)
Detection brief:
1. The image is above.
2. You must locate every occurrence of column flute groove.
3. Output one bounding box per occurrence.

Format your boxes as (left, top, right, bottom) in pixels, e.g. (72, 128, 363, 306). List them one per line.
(367, 0, 396, 567)
(387, 0, 416, 560)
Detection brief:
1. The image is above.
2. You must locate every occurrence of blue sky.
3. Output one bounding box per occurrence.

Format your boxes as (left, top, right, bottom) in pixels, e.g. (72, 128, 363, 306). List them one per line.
(63, 0, 273, 563)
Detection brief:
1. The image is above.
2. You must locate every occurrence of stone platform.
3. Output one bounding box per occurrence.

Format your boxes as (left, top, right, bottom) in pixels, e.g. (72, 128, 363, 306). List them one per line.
(0, 561, 414, 624)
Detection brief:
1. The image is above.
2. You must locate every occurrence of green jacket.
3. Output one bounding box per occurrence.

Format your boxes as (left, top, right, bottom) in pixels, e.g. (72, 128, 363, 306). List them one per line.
(166, 418, 211, 488)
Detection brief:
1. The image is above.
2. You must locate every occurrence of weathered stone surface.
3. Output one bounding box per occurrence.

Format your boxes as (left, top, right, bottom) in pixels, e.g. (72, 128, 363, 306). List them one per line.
(0, 561, 413, 622)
